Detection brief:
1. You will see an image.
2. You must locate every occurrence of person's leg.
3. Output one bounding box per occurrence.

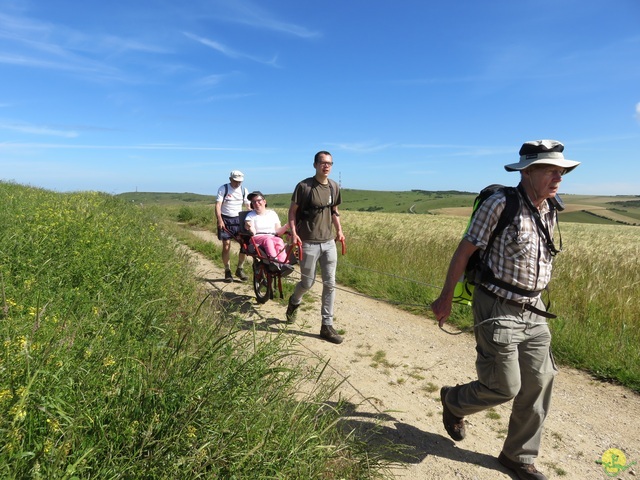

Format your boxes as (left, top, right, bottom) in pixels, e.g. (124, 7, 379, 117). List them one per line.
(291, 242, 320, 304)
(272, 237, 288, 262)
(254, 235, 281, 260)
(318, 240, 338, 326)
(253, 235, 275, 257)
(501, 310, 557, 464)
(237, 252, 246, 269)
(445, 288, 523, 418)
(221, 239, 232, 270)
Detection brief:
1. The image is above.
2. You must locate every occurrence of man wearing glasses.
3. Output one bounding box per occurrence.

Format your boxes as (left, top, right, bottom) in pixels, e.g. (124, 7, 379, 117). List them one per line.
(286, 151, 345, 344)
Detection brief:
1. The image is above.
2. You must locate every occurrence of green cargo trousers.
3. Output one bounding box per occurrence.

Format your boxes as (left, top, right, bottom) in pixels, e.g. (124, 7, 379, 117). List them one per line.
(444, 287, 558, 464)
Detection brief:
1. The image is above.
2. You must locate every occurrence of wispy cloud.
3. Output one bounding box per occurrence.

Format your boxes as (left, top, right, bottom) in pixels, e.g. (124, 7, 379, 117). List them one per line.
(329, 142, 395, 153)
(0, 11, 166, 82)
(0, 142, 263, 152)
(203, 93, 255, 103)
(183, 32, 279, 66)
(209, 0, 320, 39)
(0, 121, 78, 138)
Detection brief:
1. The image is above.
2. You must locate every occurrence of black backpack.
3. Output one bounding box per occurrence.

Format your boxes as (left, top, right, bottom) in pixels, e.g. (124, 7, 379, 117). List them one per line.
(295, 177, 340, 223)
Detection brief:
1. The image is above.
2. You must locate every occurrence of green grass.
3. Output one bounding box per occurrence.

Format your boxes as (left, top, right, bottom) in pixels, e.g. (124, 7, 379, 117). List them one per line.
(0, 182, 385, 479)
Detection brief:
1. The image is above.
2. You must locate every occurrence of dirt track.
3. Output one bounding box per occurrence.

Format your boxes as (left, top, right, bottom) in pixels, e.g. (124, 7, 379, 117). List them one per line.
(187, 230, 639, 479)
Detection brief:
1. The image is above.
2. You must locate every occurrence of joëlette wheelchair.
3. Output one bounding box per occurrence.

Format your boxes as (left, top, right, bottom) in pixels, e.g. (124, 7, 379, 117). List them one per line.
(231, 212, 301, 304)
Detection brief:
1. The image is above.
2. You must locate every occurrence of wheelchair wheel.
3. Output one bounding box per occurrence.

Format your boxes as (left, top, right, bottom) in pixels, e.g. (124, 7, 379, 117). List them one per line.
(253, 261, 271, 304)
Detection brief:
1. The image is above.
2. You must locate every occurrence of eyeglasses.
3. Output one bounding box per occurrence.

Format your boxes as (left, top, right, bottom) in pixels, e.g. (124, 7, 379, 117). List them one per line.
(317, 161, 333, 167)
(532, 166, 566, 177)
(253, 198, 265, 203)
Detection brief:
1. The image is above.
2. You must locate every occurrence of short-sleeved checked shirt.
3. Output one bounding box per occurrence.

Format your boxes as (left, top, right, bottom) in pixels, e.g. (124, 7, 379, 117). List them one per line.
(463, 187, 556, 303)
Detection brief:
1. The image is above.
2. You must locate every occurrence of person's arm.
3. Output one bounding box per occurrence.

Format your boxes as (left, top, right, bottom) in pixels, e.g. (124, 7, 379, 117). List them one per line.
(215, 201, 224, 230)
(431, 238, 478, 326)
(288, 201, 301, 245)
(331, 207, 344, 243)
(245, 216, 256, 235)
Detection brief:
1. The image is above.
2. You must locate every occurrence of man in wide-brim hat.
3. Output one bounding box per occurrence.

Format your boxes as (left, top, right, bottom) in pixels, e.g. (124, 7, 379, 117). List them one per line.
(431, 140, 580, 480)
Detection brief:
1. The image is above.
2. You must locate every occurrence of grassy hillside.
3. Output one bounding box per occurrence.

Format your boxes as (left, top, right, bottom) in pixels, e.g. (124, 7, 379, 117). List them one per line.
(1, 182, 382, 479)
(119, 189, 640, 226)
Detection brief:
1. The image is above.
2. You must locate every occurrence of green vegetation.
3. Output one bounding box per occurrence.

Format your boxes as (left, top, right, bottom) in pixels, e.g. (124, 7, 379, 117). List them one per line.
(0, 182, 384, 479)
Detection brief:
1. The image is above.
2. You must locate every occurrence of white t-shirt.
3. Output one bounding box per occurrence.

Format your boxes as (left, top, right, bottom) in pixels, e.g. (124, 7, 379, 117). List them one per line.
(216, 184, 249, 217)
(245, 210, 281, 235)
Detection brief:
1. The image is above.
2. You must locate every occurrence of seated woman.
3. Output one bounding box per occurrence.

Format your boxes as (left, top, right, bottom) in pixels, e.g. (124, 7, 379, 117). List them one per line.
(244, 191, 290, 265)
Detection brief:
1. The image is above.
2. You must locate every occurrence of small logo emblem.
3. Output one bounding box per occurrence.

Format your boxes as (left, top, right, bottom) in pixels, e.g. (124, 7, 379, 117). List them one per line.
(597, 448, 636, 477)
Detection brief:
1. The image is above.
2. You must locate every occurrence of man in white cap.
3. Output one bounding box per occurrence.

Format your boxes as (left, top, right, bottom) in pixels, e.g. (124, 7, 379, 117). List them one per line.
(215, 170, 250, 282)
(431, 140, 580, 480)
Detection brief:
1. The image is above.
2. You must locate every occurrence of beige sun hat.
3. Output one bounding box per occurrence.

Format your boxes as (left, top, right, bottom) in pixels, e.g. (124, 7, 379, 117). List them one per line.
(229, 170, 244, 181)
(504, 140, 580, 174)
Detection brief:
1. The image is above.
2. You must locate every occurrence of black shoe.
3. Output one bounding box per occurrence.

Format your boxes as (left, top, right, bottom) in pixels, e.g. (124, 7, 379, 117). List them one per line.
(279, 264, 294, 277)
(224, 269, 233, 283)
(320, 325, 343, 344)
(285, 297, 299, 323)
(498, 452, 547, 480)
(440, 386, 466, 441)
(235, 267, 248, 282)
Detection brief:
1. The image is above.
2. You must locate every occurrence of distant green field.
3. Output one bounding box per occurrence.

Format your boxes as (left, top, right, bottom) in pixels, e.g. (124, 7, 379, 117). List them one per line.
(118, 190, 640, 226)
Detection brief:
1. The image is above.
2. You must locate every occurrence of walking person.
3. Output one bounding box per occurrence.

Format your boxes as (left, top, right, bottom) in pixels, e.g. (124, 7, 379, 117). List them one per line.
(215, 170, 250, 282)
(286, 151, 345, 344)
(431, 140, 580, 480)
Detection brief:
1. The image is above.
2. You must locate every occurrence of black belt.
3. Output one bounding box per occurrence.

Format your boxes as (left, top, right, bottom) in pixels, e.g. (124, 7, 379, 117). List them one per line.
(478, 285, 556, 319)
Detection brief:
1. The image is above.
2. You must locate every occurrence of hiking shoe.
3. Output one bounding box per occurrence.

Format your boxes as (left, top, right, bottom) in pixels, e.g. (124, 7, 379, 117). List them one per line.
(235, 267, 248, 282)
(224, 269, 233, 283)
(498, 452, 547, 480)
(320, 325, 343, 344)
(285, 297, 299, 323)
(440, 386, 466, 441)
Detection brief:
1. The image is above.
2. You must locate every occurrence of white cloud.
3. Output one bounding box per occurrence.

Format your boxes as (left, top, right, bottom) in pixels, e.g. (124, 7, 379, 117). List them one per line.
(183, 32, 278, 66)
(0, 121, 78, 138)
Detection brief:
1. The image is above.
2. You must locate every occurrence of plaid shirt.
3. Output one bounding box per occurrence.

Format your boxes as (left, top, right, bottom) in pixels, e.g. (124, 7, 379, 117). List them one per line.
(464, 188, 556, 303)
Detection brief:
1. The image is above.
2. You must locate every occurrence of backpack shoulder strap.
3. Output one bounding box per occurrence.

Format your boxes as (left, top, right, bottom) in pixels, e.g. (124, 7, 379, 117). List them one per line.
(481, 186, 520, 261)
(222, 184, 248, 204)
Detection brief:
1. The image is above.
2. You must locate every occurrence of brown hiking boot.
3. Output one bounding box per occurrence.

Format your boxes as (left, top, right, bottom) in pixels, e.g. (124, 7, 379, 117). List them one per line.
(320, 325, 343, 344)
(224, 269, 233, 283)
(440, 386, 466, 441)
(285, 297, 299, 323)
(235, 267, 248, 282)
(498, 452, 547, 480)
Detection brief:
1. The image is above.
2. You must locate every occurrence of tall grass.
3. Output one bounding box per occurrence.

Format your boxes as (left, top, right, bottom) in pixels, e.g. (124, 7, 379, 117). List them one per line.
(333, 211, 640, 391)
(0, 182, 384, 479)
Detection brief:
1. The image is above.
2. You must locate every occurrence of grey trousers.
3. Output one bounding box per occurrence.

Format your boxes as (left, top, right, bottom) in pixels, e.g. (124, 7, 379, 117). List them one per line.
(291, 240, 337, 326)
(445, 287, 558, 464)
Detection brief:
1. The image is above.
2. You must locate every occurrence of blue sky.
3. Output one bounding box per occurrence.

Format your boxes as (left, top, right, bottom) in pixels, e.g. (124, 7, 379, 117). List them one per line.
(1, 0, 639, 196)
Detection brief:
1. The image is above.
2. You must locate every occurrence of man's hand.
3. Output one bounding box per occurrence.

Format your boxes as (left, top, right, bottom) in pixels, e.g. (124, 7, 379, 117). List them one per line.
(431, 296, 452, 327)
